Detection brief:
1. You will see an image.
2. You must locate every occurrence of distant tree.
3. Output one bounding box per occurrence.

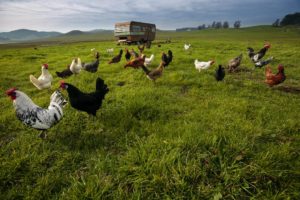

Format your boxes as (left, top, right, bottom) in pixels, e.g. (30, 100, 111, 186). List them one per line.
(212, 21, 216, 28)
(215, 21, 222, 29)
(207, 25, 212, 28)
(272, 19, 280, 27)
(280, 12, 300, 26)
(234, 20, 241, 28)
(198, 24, 206, 30)
(223, 21, 229, 28)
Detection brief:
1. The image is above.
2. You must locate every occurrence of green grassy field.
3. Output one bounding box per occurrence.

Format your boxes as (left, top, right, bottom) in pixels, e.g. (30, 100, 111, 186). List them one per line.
(0, 26, 300, 199)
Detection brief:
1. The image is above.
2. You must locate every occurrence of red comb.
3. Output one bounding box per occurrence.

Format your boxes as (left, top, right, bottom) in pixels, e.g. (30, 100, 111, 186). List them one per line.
(5, 87, 17, 95)
(43, 63, 49, 69)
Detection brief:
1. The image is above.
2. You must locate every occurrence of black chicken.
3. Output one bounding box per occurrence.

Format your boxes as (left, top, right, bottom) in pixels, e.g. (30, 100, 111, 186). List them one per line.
(83, 52, 100, 73)
(161, 50, 173, 67)
(125, 48, 131, 61)
(60, 77, 109, 116)
(215, 65, 225, 81)
(56, 65, 73, 78)
(108, 49, 123, 64)
(247, 43, 271, 62)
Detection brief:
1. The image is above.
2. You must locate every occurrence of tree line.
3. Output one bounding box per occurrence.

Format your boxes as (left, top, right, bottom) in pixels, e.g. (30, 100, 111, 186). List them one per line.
(272, 12, 300, 27)
(197, 20, 241, 30)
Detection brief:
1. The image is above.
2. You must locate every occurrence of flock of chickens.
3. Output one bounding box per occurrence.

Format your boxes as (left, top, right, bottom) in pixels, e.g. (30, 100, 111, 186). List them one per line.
(191, 43, 285, 86)
(6, 42, 286, 138)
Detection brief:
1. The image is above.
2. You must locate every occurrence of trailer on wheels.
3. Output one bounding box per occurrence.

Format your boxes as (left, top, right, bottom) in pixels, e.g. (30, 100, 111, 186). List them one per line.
(114, 21, 156, 48)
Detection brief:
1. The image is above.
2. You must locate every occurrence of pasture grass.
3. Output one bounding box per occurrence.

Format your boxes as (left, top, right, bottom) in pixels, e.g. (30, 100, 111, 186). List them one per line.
(0, 26, 300, 199)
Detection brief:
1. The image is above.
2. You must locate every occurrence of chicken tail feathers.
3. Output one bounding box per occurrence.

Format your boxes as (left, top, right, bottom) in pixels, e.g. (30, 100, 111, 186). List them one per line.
(96, 77, 109, 95)
(50, 90, 68, 108)
(30, 75, 42, 90)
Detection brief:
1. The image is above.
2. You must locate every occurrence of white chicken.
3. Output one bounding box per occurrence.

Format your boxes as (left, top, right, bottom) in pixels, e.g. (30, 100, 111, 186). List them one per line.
(144, 54, 154, 66)
(194, 60, 215, 72)
(6, 88, 67, 138)
(69, 57, 82, 74)
(106, 48, 114, 55)
(184, 44, 191, 51)
(29, 64, 53, 90)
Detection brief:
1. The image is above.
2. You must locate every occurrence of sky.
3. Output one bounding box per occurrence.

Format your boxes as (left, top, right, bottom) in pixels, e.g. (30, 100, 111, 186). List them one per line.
(0, 0, 299, 33)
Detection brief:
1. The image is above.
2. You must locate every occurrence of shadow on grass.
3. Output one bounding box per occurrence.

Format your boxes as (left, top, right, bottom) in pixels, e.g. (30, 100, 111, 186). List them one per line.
(275, 85, 300, 94)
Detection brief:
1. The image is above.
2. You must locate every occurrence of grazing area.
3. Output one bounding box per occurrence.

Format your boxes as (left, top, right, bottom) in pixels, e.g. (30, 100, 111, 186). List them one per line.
(0, 26, 300, 199)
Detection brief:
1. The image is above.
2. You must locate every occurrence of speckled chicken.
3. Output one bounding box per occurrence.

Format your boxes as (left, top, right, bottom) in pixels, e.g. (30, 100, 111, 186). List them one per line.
(83, 52, 100, 73)
(228, 54, 243, 72)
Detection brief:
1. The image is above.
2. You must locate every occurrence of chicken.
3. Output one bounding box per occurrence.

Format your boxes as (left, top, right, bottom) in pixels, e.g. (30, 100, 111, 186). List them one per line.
(56, 64, 74, 78)
(194, 60, 214, 72)
(144, 54, 154, 66)
(215, 65, 225, 81)
(125, 48, 131, 61)
(6, 88, 67, 138)
(141, 62, 164, 81)
(60, 77, 109, 116)
(184, 44, 191, 50)
(29, 64, 53, 90)
(83, 52, 100, 73)
(106, 48, 114, 55)
(265, 64, 286, 87)
(161, 50, 173, 67)
(228, 54, 243, 72)
(247, 43, 271, 62)
(130, 49, 139, 58)
(108, 49, 123, 64)
(124, 55, 146, 69)
(138, 44, 145, 54)
(254, 57, 273, 68)
(69, 58, 82, 74)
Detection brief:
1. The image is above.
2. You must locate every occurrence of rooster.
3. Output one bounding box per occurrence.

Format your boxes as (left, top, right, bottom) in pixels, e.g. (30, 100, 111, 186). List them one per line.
(60, 77, 109, 116)
(194, 60, 214, 72)
(124, 55, 146, 69)
(265, 64, 286, 87)
(56, 65, 73, 78)
(69, 58, 82, 74)
(29, 64, 53, 90)
(83, 52, 100, 73)
(228, 54, 243, 72)
(247, 43, 271, 62)
(108, 49, 123, 64)
(215, 65, 225, 81)
(6, 88, 67, 138)
(125, 48, 131, 61)
(144, 54, 154, 66)
(254, 57, 274, 68)
(184, 44, 191, 51)
(162, 50, 173, 67)
(141, 62, 164, 81)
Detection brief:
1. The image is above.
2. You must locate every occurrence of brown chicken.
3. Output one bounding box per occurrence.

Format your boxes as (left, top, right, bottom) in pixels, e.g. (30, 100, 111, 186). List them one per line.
(124, 55, 146, 69)
(228, 54, 243, 72)
(108, 49, 123, 64)
(130, 48, 139, 58)
(138, 44, 145, 54)
(265, 64, 286, 87)
(141, 62, 164, 81)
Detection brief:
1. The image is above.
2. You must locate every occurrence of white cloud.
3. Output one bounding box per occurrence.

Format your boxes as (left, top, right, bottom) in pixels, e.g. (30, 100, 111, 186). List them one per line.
(0, 0, 299, 32)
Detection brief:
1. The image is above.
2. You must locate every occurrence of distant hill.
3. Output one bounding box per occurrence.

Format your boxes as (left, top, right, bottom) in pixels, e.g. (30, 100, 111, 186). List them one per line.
(0, 29, 62, 42)
(64, 30, 85, 36)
